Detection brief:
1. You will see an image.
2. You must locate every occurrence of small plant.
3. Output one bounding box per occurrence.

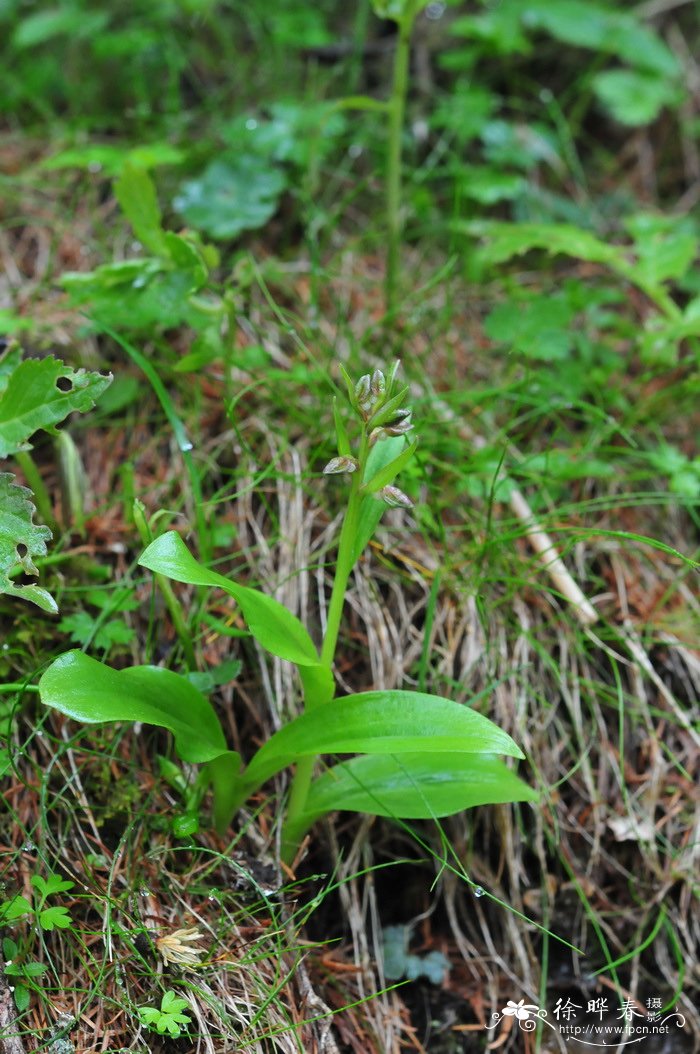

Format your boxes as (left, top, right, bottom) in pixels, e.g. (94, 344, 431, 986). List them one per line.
(0, 873, 74, 1012)
(39, 365, 536, 864)
(2, 938, 48, 1013)
(0, 872, 75, 934)
(137, 990, 191, 1039)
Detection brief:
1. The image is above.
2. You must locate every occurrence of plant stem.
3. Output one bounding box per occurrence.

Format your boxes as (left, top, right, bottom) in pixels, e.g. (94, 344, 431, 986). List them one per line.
(385, 4, 417, 316)
(282, 440, 368, 863)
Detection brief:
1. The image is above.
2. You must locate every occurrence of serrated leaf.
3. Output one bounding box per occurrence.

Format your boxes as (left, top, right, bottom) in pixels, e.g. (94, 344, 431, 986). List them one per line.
(242, 690, 525, 792)
(139, 531, 322, 667)
(300, 753, 538, 826)
(0, 356, 112, 458)
(468, 221, 624, 268)
(0, 473, 57, 613)
(39, 650, 232, 765)
(114, 163, 167, 255)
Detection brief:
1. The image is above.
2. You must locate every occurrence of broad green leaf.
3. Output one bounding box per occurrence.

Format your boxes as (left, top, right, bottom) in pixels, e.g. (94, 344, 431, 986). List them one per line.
(352, 436, 406, 564)
(300, 753, 538, 826)
(62, 261, 212, 332)
(114, 164, 167, 255)
(592, 69, 681, 126)
(0, 343, 23, 392)
(0, 356, 112, 458)
(242, 690, 524, 791)
(139, 531, 322, 667)
(363, 439, 417, 494)
(39, 650, 232, 765)
(173, 155, 287, 240)
(468, 221, 624, 268)
(0, 473, 56, 613)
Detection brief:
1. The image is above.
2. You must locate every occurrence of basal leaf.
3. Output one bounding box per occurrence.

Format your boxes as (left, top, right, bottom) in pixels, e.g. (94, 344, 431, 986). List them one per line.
(243, 690, 524, 791)
(139, 531, 322, 667)
(0, 356, 112, 458)
(39, 650, 232, 765)
(300, 753, 537, 827)
(0, 473, 57, 613)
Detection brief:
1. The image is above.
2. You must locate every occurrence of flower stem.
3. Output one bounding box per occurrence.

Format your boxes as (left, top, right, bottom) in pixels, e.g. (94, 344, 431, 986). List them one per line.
(282, 439, 368, 863)
(385, 4, 417, 316)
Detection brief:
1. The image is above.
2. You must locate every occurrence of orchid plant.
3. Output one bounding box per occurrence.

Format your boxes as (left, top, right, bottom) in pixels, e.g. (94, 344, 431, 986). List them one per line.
(39, 364, 536, 863)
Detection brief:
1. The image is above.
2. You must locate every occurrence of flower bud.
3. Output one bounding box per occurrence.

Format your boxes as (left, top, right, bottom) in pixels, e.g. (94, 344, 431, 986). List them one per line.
(370, 369, 385, 401)
(380, 485, 414, 508)
(355, 374, 371, 412)
(323, 456, 359, 475)
(384, 414, 413, 436)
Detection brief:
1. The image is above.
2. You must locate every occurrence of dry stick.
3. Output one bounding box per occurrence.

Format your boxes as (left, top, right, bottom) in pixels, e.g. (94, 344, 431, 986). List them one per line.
(432, 397, 599, 626)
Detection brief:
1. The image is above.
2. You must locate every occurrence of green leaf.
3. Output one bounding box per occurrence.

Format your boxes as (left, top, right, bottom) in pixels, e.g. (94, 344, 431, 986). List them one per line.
(0, 895, 32, 924)
(114, 163, 167, 255)
(0, 356, 112, 458)
(0, 473, 56, 613)
(332, 397, 351, 457)
(38, 905, 72, 931)
(469, 221, 624, 268)
(300, 753, 537, 826)
(456, 165, 525, 204)
(352, 436, 406, 564)
(484, 296, 577, 360)
(242, 690, 525, 791)
(13, 984, 30, 1014)
(39, 650, 233, 765)
(592, 69, 681, 126)
(138, 532, 322, 667)
(363, 439, 417, 494)
(30, 873, 74, 897)
(17, 962, 48, 979)
(173, 154, 287, 240)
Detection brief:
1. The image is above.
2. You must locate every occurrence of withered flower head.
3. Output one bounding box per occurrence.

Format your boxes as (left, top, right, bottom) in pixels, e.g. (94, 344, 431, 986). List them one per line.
(156, 927, 207, 969)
